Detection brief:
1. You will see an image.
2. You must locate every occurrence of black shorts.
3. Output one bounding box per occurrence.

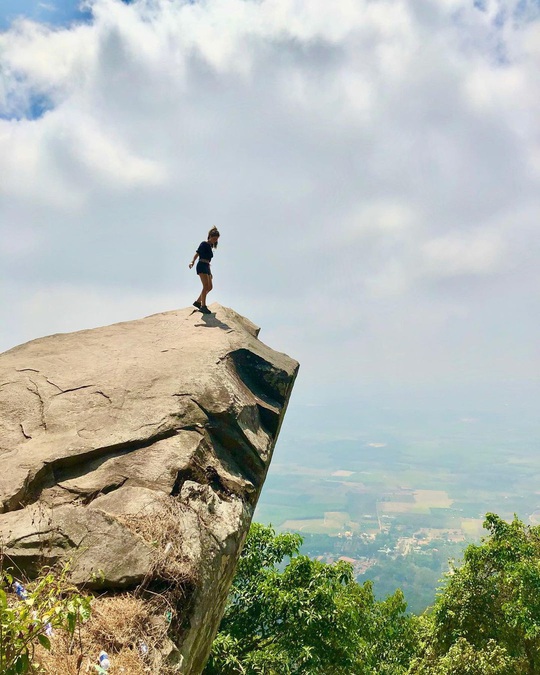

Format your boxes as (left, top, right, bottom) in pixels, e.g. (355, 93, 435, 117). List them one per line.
(196, 261, 212, 276)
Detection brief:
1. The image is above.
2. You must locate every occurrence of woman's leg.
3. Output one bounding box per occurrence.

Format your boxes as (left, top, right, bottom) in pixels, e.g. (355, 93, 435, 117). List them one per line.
(198, 273, 212, 306)
(195, 274, 208, 303)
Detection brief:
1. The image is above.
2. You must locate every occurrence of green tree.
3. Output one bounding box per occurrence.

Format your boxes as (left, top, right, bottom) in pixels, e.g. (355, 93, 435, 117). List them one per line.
(205, 523, 416, 674)
(411, 513, 540, 675)
(410, 635, 515, 675)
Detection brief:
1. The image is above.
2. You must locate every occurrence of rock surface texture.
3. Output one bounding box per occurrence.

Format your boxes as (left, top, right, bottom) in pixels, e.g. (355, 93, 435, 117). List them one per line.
(0, 304, 298, 673)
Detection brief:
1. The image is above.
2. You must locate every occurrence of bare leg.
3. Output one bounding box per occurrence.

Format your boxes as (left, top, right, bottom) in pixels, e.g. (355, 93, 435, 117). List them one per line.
(198, 273, 213, 307)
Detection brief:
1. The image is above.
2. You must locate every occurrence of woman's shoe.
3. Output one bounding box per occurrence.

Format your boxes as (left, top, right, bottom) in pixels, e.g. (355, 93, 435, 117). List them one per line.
(193, 300, 202, 308)
(200, 306, 212, 314)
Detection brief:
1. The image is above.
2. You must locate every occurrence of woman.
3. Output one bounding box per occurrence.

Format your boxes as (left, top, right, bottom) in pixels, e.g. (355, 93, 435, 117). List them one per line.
(189, 227, 220, 314)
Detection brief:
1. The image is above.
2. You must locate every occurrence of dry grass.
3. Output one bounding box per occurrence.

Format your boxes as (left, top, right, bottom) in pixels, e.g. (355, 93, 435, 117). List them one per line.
(35, 593, 180, 675)
(117, 498, 198, 591)
(34, 499, 199, 674)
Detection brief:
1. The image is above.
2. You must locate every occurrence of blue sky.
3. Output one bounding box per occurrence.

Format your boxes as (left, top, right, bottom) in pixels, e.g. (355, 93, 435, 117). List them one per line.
(0, 0, 539, 410)
(0, 0, 92, 30)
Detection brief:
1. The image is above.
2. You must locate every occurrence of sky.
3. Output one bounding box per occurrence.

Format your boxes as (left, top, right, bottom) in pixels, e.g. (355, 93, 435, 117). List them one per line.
(1, 0, 539, 418)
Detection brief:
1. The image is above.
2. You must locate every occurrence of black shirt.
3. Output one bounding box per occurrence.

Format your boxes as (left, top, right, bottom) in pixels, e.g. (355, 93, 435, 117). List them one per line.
(197, 241, 213, 261)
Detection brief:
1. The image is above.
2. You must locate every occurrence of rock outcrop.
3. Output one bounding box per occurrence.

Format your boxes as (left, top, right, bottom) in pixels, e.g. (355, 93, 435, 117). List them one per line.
(0, 304, 298, 673)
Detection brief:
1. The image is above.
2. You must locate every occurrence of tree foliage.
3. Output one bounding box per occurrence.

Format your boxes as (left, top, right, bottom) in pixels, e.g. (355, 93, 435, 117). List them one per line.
(205, 523, 417, 674)
(411, 513, 540, 675)
(208, 515, 540, 674)
(410, 635, 515, 675)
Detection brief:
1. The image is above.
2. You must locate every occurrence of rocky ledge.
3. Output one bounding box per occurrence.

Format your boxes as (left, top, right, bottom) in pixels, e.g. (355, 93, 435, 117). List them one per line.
(0, 304, 298, 673)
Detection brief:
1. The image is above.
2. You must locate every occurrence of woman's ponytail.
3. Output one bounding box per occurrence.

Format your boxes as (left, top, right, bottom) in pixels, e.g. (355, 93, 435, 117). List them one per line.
(207, 227, 220, 248)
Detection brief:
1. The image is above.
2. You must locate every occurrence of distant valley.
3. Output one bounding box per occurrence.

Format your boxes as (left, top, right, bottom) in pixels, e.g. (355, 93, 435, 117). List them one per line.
(255, 394, 540, 613)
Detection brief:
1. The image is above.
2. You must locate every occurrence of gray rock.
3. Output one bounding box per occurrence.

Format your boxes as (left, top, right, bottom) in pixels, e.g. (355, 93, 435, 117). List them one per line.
(0, 304, 298, 673)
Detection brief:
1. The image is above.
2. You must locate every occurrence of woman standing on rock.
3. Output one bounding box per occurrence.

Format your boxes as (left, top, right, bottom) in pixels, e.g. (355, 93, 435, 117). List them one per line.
(189, 227, 220, 314)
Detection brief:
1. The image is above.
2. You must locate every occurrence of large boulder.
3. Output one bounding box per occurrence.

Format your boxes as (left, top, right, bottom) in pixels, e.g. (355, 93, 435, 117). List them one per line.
(0, 304, 298, 673)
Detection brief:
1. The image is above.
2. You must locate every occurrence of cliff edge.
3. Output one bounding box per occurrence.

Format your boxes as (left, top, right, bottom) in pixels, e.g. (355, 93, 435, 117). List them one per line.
(0, 304, 299, 673)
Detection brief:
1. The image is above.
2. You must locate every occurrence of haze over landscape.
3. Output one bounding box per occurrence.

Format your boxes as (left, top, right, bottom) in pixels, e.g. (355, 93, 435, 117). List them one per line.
(1, 0, 539, 612)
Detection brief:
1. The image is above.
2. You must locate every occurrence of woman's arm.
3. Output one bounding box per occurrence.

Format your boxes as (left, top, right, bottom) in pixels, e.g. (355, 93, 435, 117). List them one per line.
(189, 251, 199, 269)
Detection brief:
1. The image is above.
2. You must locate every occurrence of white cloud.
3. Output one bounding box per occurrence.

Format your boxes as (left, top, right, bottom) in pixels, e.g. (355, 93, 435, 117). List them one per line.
(0, 0, 538, 395)
(420, 230, 506, 277)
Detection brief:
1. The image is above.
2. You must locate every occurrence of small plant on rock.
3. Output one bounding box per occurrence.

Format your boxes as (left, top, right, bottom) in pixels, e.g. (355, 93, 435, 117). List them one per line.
(0, 551, 91, 675)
